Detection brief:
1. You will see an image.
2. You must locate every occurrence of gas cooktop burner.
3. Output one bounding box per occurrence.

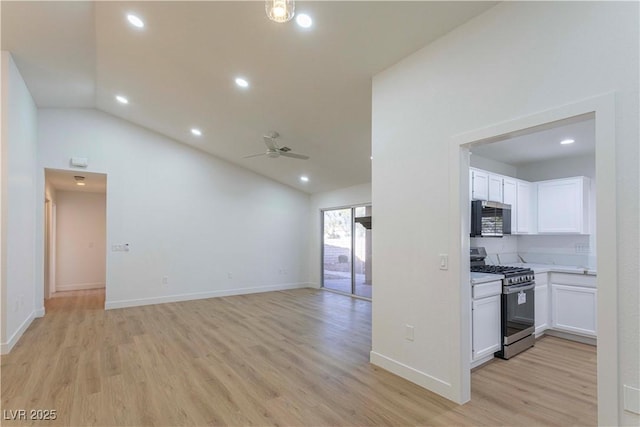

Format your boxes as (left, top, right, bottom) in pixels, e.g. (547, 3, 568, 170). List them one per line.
(470, 265, 533, 277)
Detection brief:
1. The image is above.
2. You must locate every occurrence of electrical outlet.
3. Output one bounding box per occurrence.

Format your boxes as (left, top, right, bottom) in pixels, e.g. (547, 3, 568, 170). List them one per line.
(227, 272, 233, 279)
(162, 276, 168, 285)
(575, 244, 590, 254)
(405, 324, 415, 341)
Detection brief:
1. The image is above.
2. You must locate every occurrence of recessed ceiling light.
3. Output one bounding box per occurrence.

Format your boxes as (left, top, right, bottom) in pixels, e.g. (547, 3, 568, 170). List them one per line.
(370, 156, 373, 160)
(74, 176, 86, 186)
(115, 95, 129, 104)
(235, 77, 249, 88)
(296, 14, 313, 28)
(300, 176, 309, 182)
(127, 14, 144, 29)
(560, 139, 575, 145)
(191, 128, 202, 136)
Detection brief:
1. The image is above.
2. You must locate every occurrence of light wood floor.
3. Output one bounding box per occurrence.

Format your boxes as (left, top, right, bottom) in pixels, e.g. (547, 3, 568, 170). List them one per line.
(1, 288, 596, 426)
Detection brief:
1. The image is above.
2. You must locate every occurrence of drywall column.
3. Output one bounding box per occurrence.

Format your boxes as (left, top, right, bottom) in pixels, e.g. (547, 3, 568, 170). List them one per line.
(0, 52, 39, 353)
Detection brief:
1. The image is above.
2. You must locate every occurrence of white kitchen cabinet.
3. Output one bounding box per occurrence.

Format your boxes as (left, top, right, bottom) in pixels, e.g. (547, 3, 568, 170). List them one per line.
(537, 177, 590, 234)
(534, 272, 549, 337)
(502, 178, 517, 232)
(471, 169, 489, 201)
(551, 284, 597, 337)
(516, 181, 531, 234)
(472, 294, 502, 360)
(488, 174, 503, 202)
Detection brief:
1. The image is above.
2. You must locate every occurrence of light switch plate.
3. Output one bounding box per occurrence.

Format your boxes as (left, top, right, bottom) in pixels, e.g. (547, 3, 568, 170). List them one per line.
(439, 254, 448, 270)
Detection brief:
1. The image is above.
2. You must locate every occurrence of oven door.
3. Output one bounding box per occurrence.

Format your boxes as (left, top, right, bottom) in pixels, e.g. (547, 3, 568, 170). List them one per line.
(503, 283, 535, 344)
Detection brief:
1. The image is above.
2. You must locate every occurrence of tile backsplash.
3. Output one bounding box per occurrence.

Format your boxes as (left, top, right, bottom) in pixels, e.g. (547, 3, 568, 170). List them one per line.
(471, 234, 595, 268)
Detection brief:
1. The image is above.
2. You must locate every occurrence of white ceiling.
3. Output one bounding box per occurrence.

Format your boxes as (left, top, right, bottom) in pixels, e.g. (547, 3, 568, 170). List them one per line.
(2, 1, 496, 193)
(471, 118, 596, 166)
(46, 169, 107, 193)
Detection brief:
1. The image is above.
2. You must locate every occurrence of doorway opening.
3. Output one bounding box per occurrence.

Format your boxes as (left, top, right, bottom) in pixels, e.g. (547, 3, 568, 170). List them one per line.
(44, 169, 107, 309)
(452, 94, 617, 424)
(321, 205, 372, 298)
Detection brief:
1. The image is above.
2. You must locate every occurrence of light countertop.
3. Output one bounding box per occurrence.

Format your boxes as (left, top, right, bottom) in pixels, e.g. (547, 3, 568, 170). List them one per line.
(504, 263, 597, 276)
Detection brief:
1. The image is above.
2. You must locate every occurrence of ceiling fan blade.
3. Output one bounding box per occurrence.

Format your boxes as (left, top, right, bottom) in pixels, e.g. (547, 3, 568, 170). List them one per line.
(278, 151, 309, 160)
(263, 136, 278, 150)
(243, 152, 267, 159)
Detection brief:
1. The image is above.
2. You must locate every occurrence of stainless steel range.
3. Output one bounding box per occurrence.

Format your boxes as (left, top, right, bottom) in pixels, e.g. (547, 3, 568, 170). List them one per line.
(470, 247, 535, 359)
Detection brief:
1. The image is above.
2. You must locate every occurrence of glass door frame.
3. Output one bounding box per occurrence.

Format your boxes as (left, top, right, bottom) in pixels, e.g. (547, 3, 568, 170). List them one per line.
(320, 204, 371, 299)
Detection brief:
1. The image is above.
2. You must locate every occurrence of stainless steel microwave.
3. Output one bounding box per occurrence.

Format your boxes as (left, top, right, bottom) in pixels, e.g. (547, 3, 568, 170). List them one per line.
(470, 201, 512, 237)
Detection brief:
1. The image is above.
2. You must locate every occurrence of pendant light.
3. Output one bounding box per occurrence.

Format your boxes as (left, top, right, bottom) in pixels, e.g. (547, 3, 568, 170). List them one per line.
(265, 0, 294, 23)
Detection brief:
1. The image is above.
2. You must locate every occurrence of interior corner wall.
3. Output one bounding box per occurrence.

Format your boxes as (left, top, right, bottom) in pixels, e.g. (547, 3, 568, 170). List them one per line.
(371, 2, 638, 423)
(55, 191, 106, 291)
(308, 183, 371, 287)
(0, 52, 39, 353)
(37, 108, 311, 309)
(469, 154, 517, 177)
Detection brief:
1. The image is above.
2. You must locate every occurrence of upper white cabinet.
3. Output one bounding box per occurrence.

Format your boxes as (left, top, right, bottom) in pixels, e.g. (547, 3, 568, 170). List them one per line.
(502, 178, 517, 232)
(488, 174, 503, 202)
(471, 169, 489, 201)
(470, 168, 591, 236)
(470, 168, 531, 235)
(516, 181, 531, 234)
(537, 177, 590, 234)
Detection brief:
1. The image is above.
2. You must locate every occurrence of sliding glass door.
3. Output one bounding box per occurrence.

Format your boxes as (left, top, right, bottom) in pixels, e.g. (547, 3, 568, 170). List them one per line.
(322, 208, 353, 294)
(322, 205, 372, 298)
(354, 206, 372, 298)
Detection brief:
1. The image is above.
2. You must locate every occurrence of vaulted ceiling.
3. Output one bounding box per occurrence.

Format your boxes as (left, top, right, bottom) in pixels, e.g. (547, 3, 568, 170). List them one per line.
(2, 1, 496, 193)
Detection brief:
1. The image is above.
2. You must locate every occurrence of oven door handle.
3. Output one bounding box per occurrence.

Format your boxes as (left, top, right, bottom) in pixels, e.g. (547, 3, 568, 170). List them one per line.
(504, 283, 535, 294)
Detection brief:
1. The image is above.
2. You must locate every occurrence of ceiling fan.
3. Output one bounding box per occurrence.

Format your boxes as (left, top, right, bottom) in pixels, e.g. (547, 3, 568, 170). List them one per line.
(243, 132, 309, 160)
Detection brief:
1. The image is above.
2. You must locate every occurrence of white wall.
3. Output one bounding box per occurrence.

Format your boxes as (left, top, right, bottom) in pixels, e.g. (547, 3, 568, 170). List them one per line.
(371, 2, 638, 424)
(517, 153, 595, 182)
(55, 191, 106, 291)
(469, 154, 517, 177)
(37, 108, 311, 309)
(0, 52, 40, 353)
(308, 183, 371, 287)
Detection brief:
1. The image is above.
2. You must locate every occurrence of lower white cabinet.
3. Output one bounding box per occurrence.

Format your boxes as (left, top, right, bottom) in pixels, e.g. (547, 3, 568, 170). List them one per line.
(534, 284, 549, 336)
(551, 284, 597, 337)
(534, 272, 549, 336)
(472, 294, 502, 360)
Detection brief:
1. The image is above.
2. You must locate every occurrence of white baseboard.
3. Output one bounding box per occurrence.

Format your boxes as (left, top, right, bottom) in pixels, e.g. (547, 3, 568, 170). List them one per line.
(369, 351, 455, 402)
(543, 329, 597, 346)
(56, 282, 105, 292)
(105, 282, 311, 310)
(34, 307, 45, 317)
(1, 310, 36, 354)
